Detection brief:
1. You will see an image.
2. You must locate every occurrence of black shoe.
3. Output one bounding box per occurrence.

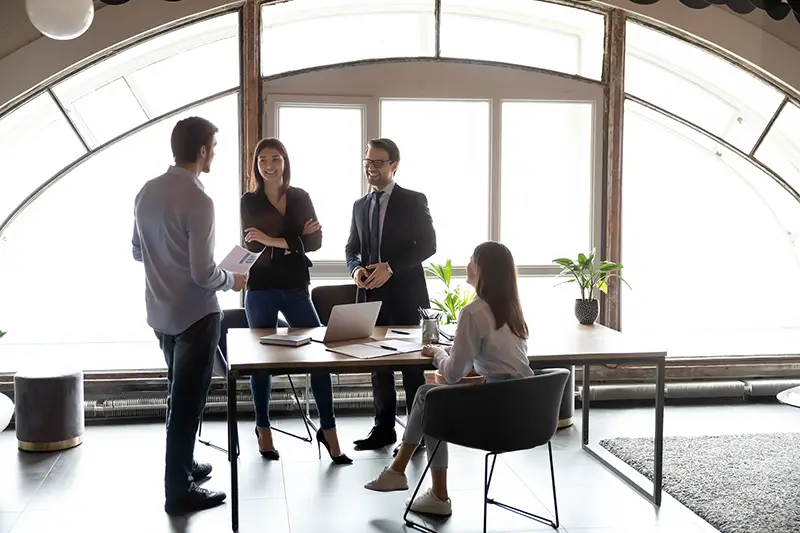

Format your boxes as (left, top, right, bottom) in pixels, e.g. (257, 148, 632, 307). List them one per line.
(316, 429, 353, 465)
(354, 426, 397, 450)
(191, 462, 212, 482)
(392, 440, 426, 458)
(164, 484, 227, 516)
(255, 427, 280, 461)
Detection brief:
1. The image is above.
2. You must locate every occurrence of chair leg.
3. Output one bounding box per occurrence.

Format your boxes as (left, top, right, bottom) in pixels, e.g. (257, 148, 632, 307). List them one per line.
(271, 374, 317, 443)
(198, 385, 241, 460)
(402, 440, 442, 533)
(485, 442, 559, 530)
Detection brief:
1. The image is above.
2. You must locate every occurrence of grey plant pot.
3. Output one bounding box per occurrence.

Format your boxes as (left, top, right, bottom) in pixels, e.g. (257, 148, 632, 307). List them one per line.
(574, 299, 599, 325)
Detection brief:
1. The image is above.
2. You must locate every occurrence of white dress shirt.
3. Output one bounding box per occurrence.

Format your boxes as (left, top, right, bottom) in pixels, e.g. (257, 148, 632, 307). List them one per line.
(433, 297, 534, 385)
(368, 179, 396, 263)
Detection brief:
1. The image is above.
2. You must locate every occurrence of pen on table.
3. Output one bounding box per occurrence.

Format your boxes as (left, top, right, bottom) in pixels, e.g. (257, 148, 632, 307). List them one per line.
(378, 344, 398, 351)
(390, 330, 410, 335)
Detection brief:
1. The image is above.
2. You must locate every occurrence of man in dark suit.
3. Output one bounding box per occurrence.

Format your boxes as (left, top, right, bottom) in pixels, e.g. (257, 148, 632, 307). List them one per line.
(345, 137, 436, 451)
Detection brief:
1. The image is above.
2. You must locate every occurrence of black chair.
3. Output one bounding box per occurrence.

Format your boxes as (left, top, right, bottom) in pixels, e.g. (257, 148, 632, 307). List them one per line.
(310, 284, 359, 325)
(197, 309, 314, 456)
(404, 368, 570, 533)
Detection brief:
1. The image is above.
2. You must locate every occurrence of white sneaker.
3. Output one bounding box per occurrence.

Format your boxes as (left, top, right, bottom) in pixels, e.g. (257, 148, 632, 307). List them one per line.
(407, 488, 453, 516)
(364, 467, 409, 492)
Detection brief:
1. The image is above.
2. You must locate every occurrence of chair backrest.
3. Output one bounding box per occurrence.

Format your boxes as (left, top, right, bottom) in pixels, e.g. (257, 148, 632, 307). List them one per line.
(422, 368, 570, 454)
(218, 308, 288, 358)
(311, 284, 359, 325)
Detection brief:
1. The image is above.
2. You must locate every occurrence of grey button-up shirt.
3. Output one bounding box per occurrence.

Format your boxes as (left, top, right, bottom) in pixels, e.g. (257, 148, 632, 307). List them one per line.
(132, 165, 233, 335)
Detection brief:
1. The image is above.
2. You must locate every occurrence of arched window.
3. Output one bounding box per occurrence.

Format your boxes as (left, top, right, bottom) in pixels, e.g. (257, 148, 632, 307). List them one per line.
(0, 14, 241, 345)
(621, 22, 800, 340)
(2, 0, 799, 362)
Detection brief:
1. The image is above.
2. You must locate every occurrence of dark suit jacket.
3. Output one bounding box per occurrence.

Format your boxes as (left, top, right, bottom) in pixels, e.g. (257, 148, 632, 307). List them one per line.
(345, 183, 436, 320)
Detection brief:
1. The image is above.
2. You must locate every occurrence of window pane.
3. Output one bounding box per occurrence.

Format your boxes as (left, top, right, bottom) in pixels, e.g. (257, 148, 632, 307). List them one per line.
(380, 99, 490, 265)
(625, 22, 784, 152)
(622, 100, 800, 340)
(440, 0, 604, 79)
(276, 104, 364, 261)
(260, 0, 434, 76)
(0, 94, 241, 345)
(52, 13, 239, 147)
(755, 101, 800, 197)
(500, 101, 594, 265)
(0, 93, 87, 224)
(126, 35, 240, 117)
(515, 276, 577, 326)
(424, 276, 575, 327)
(70, 78, 148, 145)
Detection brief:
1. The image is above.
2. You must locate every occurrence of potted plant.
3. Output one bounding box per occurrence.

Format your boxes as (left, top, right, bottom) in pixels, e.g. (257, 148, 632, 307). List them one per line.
(424, 259, 475, 325)
(553, 249, 629, 325)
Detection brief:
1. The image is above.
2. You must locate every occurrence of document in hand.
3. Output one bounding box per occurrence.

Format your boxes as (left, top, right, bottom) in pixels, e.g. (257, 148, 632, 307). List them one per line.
(219, 244, 262, 274)
(326, 340, 425, 359)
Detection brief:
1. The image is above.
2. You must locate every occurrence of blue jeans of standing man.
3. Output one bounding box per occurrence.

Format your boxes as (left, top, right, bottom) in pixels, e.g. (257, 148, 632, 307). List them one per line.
(154, 312, 220, 503)
(245, 288, 336, 429)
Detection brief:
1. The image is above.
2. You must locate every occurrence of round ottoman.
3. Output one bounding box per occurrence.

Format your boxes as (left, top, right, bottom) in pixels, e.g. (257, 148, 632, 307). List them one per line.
(0, 393, 13, 432)
(14, 368, 84, 452)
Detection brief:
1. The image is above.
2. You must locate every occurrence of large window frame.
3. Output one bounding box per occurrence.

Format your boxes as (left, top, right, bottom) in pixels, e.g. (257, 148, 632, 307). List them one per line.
(262, 60, 605, 280)
(2, 0, 800, 377)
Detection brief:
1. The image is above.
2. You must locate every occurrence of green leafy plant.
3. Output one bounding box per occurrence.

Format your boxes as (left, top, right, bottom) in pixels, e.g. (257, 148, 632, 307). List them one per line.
(0, 331, 5, 338)
(425, 259, 475, 324)
(553, 249, 630, 301)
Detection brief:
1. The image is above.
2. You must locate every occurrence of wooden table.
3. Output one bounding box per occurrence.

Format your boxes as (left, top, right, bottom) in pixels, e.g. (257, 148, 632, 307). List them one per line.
(224, 323, 667, 531)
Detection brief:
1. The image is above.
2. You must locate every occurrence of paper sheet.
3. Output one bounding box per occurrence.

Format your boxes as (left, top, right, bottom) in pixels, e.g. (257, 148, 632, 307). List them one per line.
(326, 340, 425, 359)
(384, 329, 420, 340)
(364, 340, 425, 354)
(219, 245, 262, 274)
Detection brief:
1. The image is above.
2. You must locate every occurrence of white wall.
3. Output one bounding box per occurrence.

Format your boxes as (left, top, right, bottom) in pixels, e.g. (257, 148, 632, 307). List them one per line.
(1, 0, 800, 112)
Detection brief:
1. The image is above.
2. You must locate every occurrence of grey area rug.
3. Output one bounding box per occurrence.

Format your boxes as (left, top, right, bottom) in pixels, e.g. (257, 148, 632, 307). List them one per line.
(600, 433, 800, 533)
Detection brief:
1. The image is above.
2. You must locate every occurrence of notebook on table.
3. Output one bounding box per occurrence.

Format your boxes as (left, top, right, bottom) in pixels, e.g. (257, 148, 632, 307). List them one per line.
(259, 334, 312, 347)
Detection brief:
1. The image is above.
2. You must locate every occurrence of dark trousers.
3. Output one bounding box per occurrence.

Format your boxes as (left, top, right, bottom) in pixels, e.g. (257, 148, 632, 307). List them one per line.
(155, 312, 220, 503)
(244, 288, 336, 430)
(366, 288, 426, 428)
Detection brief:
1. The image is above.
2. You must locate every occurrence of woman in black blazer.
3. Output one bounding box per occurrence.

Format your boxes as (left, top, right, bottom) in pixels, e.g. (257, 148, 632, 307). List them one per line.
(241, 137, 351, 465)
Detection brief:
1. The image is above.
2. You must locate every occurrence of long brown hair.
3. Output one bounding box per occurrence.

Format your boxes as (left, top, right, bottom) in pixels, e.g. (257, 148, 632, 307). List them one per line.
(472, 241, 528, 339)
(249, 137, 291, 197)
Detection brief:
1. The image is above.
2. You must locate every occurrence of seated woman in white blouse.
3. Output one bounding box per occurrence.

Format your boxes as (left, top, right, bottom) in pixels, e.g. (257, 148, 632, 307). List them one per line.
(364, 241, 534, 516)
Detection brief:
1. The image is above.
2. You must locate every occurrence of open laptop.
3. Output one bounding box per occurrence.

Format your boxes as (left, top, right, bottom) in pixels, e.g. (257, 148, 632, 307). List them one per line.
(311, 301, 382, 343)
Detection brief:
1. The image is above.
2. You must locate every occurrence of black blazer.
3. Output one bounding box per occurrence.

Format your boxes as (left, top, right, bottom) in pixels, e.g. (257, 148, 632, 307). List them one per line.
(345, 183, 436, 310)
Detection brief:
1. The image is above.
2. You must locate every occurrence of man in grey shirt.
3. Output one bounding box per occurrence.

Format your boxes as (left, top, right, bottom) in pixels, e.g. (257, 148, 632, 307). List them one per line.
(132, 116, 246, 516)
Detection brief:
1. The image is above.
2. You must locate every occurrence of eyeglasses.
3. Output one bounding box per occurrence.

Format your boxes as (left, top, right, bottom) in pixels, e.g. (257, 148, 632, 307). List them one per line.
(362, 158, 393, 169)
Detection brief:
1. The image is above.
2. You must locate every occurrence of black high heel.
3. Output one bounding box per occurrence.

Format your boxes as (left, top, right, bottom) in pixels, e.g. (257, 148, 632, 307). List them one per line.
(316, 428, 353, 465)
(255, 427, 280, 461)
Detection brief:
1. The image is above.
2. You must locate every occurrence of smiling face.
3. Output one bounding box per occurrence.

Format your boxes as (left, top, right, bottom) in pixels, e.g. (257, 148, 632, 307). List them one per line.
(257, 146, 285, 184)
(363, 145, 398, 189)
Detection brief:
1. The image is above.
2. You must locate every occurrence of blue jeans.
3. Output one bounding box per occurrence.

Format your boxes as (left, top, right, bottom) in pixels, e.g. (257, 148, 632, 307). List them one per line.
(154, 312, 220, 503)
(245, 288, 336, 430)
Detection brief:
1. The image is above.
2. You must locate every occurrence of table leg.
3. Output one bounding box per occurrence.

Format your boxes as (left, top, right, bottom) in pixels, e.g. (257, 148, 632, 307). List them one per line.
(653, 359, 665, 506)
(582, 364, 590, 445)
(228, 370, 239, 531)
(581, 357, 665, 508)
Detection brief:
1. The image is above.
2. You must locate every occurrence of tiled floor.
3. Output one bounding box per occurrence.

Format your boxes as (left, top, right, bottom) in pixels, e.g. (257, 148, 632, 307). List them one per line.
(1, 401, 796, 533)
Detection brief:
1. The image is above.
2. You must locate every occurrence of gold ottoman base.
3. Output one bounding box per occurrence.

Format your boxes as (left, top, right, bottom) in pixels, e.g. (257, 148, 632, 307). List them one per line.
(18, 435, 83, 452)
(558, 417, 573, 429)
